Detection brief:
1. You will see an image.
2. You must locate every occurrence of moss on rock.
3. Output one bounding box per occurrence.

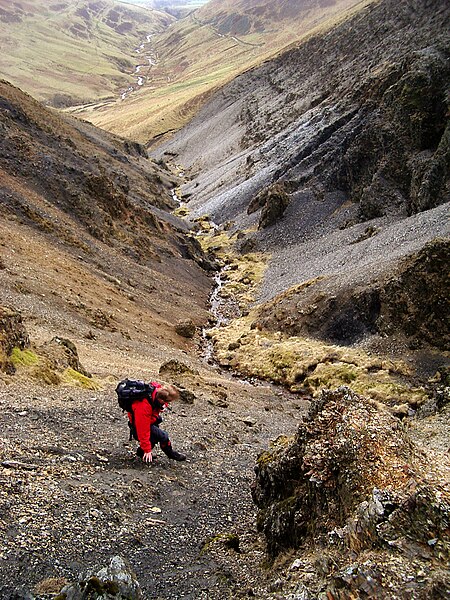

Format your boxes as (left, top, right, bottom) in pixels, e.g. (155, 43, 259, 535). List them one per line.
(62, 367, 99, 390)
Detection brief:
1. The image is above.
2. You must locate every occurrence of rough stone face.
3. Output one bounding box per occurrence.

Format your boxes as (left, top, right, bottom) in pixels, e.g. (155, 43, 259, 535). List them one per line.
(174, 319, 196, 338)
(0, 305, 29, 373)
(38, 336, 91, 377)
(10, 557, 141, 600)
(252, 387, 450, 597)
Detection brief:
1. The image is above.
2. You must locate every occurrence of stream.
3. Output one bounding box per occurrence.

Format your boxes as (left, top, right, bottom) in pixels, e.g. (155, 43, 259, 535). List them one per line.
(171, 186, 236, 364)
(121, 34, 158, 100)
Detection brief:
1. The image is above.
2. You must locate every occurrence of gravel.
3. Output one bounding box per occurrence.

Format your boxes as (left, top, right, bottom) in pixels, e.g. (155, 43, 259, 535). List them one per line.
(0, 372, 307, 599)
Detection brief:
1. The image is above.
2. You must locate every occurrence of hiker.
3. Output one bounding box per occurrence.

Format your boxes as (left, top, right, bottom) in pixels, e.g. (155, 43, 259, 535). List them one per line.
(130, 382, 186, 463)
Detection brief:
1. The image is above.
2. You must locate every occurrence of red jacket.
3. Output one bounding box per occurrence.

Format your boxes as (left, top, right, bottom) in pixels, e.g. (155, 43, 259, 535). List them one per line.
(128, 382, 166, 453)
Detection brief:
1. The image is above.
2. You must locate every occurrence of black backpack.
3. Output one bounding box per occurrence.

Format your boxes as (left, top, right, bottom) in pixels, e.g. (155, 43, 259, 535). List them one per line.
(116, 379, 155, 441)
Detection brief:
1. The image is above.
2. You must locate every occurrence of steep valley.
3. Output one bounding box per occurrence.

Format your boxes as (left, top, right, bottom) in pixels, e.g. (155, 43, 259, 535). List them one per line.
(154, 0, 449, 374)
(72, 0, 369, 140)
(0, 0, 449, 598)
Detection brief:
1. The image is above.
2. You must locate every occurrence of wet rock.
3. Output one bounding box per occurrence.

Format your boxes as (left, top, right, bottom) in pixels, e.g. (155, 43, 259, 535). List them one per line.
(174, 319, 196, 338)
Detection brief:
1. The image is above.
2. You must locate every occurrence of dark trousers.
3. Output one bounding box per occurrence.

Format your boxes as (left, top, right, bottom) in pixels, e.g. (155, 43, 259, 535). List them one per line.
(150, 424, 169, 447)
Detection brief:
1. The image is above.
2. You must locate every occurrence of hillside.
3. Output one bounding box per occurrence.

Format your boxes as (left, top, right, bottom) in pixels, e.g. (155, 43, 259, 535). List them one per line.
(0, 0, 174, 106)
(72, 0, 369, 140)
(0, 78, 213, 363)
(0, 0, 449, 597)
(154, 0, 449, 367)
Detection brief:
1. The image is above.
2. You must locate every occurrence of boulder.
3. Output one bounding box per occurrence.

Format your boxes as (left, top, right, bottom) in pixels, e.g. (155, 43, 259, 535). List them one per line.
(248, 183, 290, 229)
(159, 359, 198, 378)
(0, 306, 29, 373)
(252, 387, 450, 597)
(174, 319, 196, 338)
(61, 556, 141, 599)
(38, 336, 91, 377)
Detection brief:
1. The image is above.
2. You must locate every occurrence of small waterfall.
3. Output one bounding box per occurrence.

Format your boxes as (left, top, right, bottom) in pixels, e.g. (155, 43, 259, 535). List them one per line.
(201, 266, 241, 364)
(202, 271, 225, 364)
(209, 271, 227, 327)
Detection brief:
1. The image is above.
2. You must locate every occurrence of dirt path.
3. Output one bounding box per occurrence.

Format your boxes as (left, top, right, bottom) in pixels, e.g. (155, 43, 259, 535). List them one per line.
(0, 362, 309, 598)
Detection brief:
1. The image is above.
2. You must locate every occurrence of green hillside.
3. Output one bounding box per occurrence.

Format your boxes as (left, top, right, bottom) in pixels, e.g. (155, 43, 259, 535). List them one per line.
(0, 0, 174, 106)
(73, 0, 372, 141)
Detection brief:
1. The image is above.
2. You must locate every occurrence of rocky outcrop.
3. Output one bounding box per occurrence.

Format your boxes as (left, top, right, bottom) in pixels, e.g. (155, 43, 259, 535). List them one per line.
(378, 238, 450, 350)
(38, 337, 91, 378)
(253, 238, 449, 350)
(378, 239, 450, 350)
(245, 41, 450, 226)
(339, 45, 449, 220)
(0, 306, 29, 373)
(247, 183, 291, 229)
(252, 387, 450, 598)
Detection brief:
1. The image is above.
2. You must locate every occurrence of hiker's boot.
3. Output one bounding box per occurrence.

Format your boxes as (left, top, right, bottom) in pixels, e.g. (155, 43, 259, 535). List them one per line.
(161, 443, 186, 461)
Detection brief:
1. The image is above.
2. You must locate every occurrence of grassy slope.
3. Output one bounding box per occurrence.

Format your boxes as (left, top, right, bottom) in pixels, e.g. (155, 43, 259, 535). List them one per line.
(0, 0, 174, 104)
(74, 0, 372, 141)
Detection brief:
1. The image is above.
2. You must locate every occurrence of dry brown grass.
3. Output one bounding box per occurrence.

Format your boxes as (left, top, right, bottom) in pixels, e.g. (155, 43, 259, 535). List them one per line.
(73, 0, 374, 141)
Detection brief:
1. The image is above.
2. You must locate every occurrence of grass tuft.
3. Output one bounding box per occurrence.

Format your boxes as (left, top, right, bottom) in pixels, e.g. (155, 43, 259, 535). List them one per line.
(62, 367, 100, 390)
(10, 347, 39, 367)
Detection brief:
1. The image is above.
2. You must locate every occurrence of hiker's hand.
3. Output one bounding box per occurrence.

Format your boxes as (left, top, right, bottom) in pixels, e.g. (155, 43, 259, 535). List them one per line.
(143, 452, 153, 463)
